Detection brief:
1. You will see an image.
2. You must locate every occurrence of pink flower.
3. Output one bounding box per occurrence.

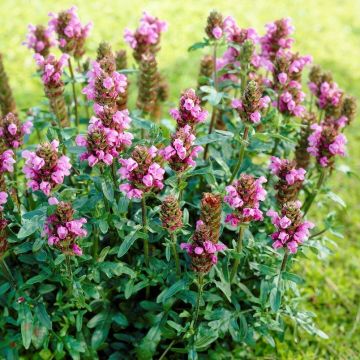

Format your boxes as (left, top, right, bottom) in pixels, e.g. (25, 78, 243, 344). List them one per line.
(225, 174, 267, 226)
(119, 146, 165, 199)
(48, 197, 59, 205)
(0, 150, 16, 173)
(267, 201, 314, 253)
(212, 26, 223, 39)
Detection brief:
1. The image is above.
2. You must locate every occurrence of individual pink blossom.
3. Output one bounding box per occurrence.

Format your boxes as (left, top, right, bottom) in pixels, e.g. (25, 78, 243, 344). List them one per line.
(48, 6, 92, 58)
(260, 18, 295, 61)
(0, 150, 16, 174)
(0, 192, 8, 211)
(0, 113, 33, 149)
(22, 140, 72, 196)
(82, 60, 127, 104)
(44, 201, 87, 256)
(180, 220, 227, 272)
(269, 157, 306, 185)
(267, 201, 314, 253)
(309, 80, 343, 114)
(159, 124, 203, 172)
(124, 11, 167, 60)
(118, 146, 165, 199)
(34, 53, 69, 86)
(307, 122, 347, 168)
(23, 24, 55, 56)
(170, 89, 208, 128)
(224, 174, 267, 227)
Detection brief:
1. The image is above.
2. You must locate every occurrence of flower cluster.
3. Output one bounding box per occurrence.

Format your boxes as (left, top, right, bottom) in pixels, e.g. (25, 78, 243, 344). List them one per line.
(307, 122, 347, 167)
(224, 174, 267, 226)
(180, 220, 226, 273)
(160, 195, 183, 233)
(23, 24, 54, 56)
(205, 11, 224, 40)
(0, 192, 7, 212)
(78, 56, 132, 167)
(44, 201, 87, 256)
(267, 201, 314, 253)
(260, 18, 295, 61)
(170, 88, 208, 128)
(269, 156, 306, 205)
(217, 16, 259, 79)
(308, 66, 343, 116)
(34, 53, 70, 127)
(118, 146, 165, 199)
(0, 149, 15, 174)
(159, 124, 203, 172)
(0, 113, 32, 149)
(124, 11, 167, 62)
(22, 140, 72, 196)
(82, 59, 127, 105)
(277, 81, 306, 117)
(232, 80, 270, 124)
(48, 6, 92, 58)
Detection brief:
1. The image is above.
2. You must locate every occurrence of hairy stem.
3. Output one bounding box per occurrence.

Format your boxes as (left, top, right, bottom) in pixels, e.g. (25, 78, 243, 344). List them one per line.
(191, 273, 204, 330)
(302, 168, 327, 216)
(203, 42, 218, 160)
(0, 258, 17, 289)
(171, 233, 181, 277)
(158, 339, 176, 360)
(142, 196, 149, 267)
(230, 223, 248, 282)
(277, 248, 289, 289)
(68, 58, 79, 131)
(229, 125, 249, 184)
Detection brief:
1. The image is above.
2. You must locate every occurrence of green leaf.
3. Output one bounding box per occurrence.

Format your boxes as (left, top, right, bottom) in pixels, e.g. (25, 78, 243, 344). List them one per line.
(136, 324, 162, 360)
(32, 238, 45, 252)
(282, 272, 305, 284)
(54, 253, 66, 265)
(0, 282, 10, 295)
(195, 131, 233, 146)
(35, 303, 52, 330)
(101, 179, 114, 202)
(270, 288, 281, 312)
(20, 303, 33, 350)
(91, 311, 112, 350)
(195, 332, 218, 349)
(113, 313, 128, 327)
(157, 279, 188, 303)
(117, 227, 147, 258)
(213, 280, 231, 302)
(26, 273, 48, 285)
(327, 191, 346, 208)
(188, 39, 210, 52)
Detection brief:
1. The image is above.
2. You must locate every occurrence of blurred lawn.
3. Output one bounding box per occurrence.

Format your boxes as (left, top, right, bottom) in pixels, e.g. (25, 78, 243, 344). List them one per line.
(1, 0, 359, 358)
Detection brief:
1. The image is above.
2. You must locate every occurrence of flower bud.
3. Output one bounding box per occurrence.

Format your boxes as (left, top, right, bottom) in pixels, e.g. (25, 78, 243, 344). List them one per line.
(160, 195, 183, 233)
(200, 193, 222, 244)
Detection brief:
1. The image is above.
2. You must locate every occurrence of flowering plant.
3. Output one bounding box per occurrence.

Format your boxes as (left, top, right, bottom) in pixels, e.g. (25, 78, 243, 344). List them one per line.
(0, 6, 356, 360)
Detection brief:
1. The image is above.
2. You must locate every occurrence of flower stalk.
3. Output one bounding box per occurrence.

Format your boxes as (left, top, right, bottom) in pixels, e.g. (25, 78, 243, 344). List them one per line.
(230, 223, 248, 282)
(171, 232, 181, 277)
(229, 125, 249, 184)
(191, 273, 204, 330)
(302, 168, 327, 216)
(68, 58, 79, 130)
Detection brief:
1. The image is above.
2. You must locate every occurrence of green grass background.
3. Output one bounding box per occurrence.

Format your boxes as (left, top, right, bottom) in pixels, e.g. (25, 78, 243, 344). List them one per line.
(1, 0, 359, 358)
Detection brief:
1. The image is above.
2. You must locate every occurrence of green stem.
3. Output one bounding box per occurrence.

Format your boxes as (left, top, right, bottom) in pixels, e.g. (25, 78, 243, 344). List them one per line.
(230, 223, 248, 282)
(277, 249, 289, 289)
(229, 125, 249, 184)
(92, 226, 99, 259)
(191, 274, 204, 330)
(171, 233, 181, 277)
(142, 196, 149, 266)
(302, 168, 327, 216)
(158, 339, 176, 360)
(68, 58, 79, 131)
(203, 42, 218, 160)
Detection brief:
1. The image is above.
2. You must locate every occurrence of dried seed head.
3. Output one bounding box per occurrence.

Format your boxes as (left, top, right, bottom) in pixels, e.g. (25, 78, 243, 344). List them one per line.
(200, 193, 222, 244)
(160, 195, 183, 233)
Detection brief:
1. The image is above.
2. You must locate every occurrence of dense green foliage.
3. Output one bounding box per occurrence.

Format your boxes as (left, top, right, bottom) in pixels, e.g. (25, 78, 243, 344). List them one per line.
(0, 1, 359, 359)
